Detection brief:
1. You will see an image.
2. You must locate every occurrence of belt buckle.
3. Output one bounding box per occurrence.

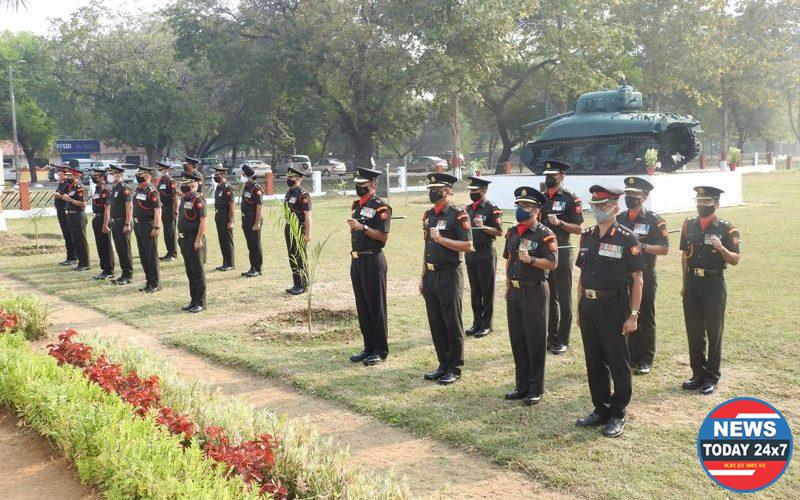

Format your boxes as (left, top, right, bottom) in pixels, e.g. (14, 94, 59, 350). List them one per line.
(426, 263, 435, 271)
(694, 268, 705, 277)
(351, 251, 359, 259)
(585, 289, 598, 299)
(511, 280, 520, 289)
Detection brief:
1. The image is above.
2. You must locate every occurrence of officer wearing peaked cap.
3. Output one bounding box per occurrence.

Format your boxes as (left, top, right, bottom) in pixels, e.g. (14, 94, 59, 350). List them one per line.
(90, 166, 115, 280)
(421, 172, 473, 385)
(464, 176, 503, 338)
(62, 167, 91, 271)
(680, 186, 740, 395)
(53, 164, 78, 266)
(212, 165, 236, 271)
(240, 163, 264, 277)
(156, 161, 179, 262)
(132, 165, 162, 292)
(574, 185, 643, 438)
(108, 163, 134, 285)
(347, 166, 392, 366)
(177, 171, 207, 313)
(284, 166, 312, 294)
(503, 186, 558, 406)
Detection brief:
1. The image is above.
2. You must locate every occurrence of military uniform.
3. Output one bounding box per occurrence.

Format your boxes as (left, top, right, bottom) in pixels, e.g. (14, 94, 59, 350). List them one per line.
(64, 172, 90, 270)
(178, 172, 207, 313)
(421, 173, 471, 384)
(284, 168, 312, 293)
(156, 165, 178, 260)
(465, 176, 503, 337)
(90, 171, 115, 278)
(240, 172, 264, 276)
(109, 167, 134, 284)
(54, 168, 77, 265)
(213, 170, 235, 270)
(183, 157, 207, 263)
(503, 187, 558, 404)
(540, 161, 583, 352)
(680, 186, 739, 393)
(132, 168, 161, 291)
(618, 177, 669, 373)
(348, 167, 392, 365)
(575, 185, 643, 436)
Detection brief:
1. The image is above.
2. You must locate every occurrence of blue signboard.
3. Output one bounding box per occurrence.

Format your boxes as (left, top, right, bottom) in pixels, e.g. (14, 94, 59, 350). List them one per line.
(56, 140, 101, 154)
(61, 153, 92, 161)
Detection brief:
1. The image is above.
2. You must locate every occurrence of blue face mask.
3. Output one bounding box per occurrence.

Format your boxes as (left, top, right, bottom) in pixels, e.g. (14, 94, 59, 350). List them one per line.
(516, 207, 533, 223)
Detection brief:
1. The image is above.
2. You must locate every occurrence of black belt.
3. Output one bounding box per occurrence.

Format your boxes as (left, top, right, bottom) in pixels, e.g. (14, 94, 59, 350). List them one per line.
(133, 218, 153, 224)
(688, 267, 723, 277)
(425, 262, 458, 271)
(583, 287, 628, 299)
(65, 210, 82, 214)
(351, 249, 382, 259)
(508, 279, 545, 289)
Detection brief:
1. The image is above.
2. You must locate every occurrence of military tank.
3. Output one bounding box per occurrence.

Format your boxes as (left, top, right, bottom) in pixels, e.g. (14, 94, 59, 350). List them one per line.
(520, 84, 700, 174)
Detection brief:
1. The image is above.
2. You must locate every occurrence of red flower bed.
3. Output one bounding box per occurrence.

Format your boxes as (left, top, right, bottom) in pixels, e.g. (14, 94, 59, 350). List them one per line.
(0, 308, 20, 333)
(47, 329, 287, 499)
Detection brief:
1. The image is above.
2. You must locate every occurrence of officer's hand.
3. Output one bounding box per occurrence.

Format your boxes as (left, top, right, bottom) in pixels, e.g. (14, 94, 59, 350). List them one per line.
(473, 217, 483, 227)
(150, 228, 159, 238)
(304, 234, 311, 244)
(123, 224, 130, 234)
(418, 280, 424, 295)
(709, 235, 723, 251)
(347, 218, 363, 231)
(227, 221, 233, 230)
(430, 227, 441, 242)
(622, 316, 638, 336)
(546, 214, 561, 226)
(518, 248, 532, 264)
(251, 224, 259, 232)
(173, 211, 178, 219)
(102, 226, 109, 234)
(194, 239, 203, 251)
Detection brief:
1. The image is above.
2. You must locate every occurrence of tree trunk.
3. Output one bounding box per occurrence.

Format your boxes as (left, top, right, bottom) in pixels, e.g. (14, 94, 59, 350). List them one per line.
(231, 144, 238, 167)
(450, 92, 462, 170)
(143, 145, 163, 167)
(348, 130, 374, 169)
(320, 124, 332, 160)
(720, 87, 729, 161)
(653, 92, 662, 112)
(23, 146, 38, 182)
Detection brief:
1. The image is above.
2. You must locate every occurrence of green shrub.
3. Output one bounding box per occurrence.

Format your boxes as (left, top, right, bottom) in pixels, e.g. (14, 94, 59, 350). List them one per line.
(0, 293, 48, 340)
(0, 333, 261, 499)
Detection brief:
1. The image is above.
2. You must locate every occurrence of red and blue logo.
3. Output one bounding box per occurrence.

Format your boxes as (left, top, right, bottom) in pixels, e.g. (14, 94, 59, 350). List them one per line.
(698, 397, 792, 492)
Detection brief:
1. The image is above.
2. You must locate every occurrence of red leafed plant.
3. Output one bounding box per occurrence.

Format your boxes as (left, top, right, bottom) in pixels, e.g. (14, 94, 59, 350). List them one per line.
(156, 407, 195, 443)
(47, 329, 93, 367)
(0, 308, 19, 333)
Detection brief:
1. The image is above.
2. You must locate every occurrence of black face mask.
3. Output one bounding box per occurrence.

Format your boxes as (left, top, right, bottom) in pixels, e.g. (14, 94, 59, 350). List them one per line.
(286, 178, 296, 188)
(136, 175, 146, 184)
(697, 205, 715, 217)
(624, 196, 642, 209)
(469, 192, 482, 202)
(180, 185, 192, 193)
(355, 185, 370, 196)
(429, 189, 445, 204)
(545, 176, 557, 188)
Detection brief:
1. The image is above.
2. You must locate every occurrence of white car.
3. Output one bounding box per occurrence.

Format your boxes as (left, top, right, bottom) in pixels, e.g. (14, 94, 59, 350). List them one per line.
(273, 155, 311, 177)
(311, 158, 347, 176)
(408, 156, 449, 173)
(234, 161, 272, 179)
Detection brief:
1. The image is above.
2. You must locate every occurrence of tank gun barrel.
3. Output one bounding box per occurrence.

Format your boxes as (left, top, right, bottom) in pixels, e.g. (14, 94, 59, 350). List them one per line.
(521, 111, 574, 130)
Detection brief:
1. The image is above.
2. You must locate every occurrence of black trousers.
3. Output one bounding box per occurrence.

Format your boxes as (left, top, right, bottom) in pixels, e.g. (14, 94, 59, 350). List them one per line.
(683, 275, 726, 384)
(215, 211, 235, 267)
(91, 216, 114, 275)
(465, 247, 496, 330)
(507, 282, 549, 396)
(57, 208, 77, 261)
(178, 229, 206, 307)
(111, 219, 133, 279)
(423, 266, 464, 374)
(548, 247, 574, 346)
(66, 212, 90, 267)
(351, 252, 389, 357)
(241, 212, 262, 272)
(284, 223, 307, 288)
(134, 220, 160, 287)
(161, 206, 177, 257)
(578, 293, 632, 418)
(628, 268, 657, 366)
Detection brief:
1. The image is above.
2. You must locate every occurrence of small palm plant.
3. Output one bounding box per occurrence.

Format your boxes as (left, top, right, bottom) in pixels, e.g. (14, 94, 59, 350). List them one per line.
(28, 208, 47, 249)
(644, 148, 659, 174)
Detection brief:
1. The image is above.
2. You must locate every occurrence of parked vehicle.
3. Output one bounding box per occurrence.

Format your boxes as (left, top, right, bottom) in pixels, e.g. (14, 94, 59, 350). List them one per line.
(408, 156, 449, 173)
(273, 155, 312, 177)
(439, 151, 465, 167)
(199, 158, 224, 179)
(311, 158, 347, 176)
(232, 161, 273, 180)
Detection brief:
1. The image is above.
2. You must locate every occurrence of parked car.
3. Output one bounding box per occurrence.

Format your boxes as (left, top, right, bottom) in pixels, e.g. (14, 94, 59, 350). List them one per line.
(66, 158, 97, 185)
(311, 158, 347, 176)
(199, 158, 224, 179)
(408, 156, 449, 173)
(273, 155, 312, 177)
(232, 161, 272, 180)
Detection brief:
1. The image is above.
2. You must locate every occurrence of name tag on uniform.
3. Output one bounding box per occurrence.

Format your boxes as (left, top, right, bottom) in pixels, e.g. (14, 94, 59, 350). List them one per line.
(473, 215, 486, 225)
(288, 196, 297, 204)
(113, 192, 118, 198)
(436, 220, 447, 230)
(360, 206, 376, 219)
(519, 239, 537, 251)
(135, 192, 146, 201)
(69, 190, 76, 196)
(598, 243, 623, 258)
(633, 223, 650, 235)
(92, 193, 100, 200)
(551, 201, 565, 212)
(703, 234, 717, 245)
(244, 191, 251, 198)
(158, 184, 166, 189)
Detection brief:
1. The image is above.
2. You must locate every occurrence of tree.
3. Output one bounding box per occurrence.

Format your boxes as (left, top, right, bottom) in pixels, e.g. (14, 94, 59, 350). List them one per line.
(14, 97, 55, 169)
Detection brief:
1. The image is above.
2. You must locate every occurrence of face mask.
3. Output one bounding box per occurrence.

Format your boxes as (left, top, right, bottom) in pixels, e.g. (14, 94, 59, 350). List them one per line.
(592, 205, 616, 224)
(180, 185, 191, 193)
(54, 172, 61, 181)
(355, 184, 370, 196)
(545, 176, 557, 188)
(106, 174, 115, 183)
(516, 207, 533, 223)
(136, 175, 146, 184)
(429, 189, 445, 204)
(469, 192, 482, 202)
(624, 196, 642, 209)
(240, 175, 249, 183)
(286, 178, 297, 188)
(697, 205, 715, 217)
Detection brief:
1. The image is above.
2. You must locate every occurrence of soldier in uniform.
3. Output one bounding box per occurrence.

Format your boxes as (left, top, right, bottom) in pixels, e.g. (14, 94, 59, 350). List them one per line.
(540, 160, 584, 355)
(156, 162, 179, 262)
(464, 176, 503, 338)
(239, 164, 263, 277)
(182, 156, 205, 194)
(177, 171, 207, 313)
(618, 177, 669, 375)
(284, 166, 312, 295)
(90, 167, 114, 279)
(346, 167, 392, 366)
(503, 186, 558, 406)
(53, 165, 77, 266)
(213, 165, 235, 271)
(420, 172, 473, 385)
(680, 186, 740, 395)
(132, 166, 162, 292)
(108, 164, 134, 285)
(59, 167, 91, 271)
(575, 185, 643, 438)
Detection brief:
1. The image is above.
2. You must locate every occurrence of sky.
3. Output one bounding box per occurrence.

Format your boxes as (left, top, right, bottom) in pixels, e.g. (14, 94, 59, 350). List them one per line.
(0, 0, 173, 35)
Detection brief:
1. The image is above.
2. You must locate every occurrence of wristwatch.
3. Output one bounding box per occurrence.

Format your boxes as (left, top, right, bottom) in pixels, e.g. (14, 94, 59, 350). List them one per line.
(362, 225, 370, 232)
(630, 310, 639, 317)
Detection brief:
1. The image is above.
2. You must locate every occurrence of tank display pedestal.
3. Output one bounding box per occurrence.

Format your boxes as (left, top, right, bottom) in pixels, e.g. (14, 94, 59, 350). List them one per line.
(483, 170, 743, 214)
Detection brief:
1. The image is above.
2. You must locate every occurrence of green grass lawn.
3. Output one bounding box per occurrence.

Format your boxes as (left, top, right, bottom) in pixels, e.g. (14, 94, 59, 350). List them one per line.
(2, 173, 799, 499)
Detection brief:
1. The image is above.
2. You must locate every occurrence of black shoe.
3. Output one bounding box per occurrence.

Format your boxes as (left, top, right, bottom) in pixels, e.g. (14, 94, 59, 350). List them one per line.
(635, 363, 652, 375)
(362, 354, 384, 366)
(244, 270, 261, 278)
(159, 255, 174, 262)
(139, 285, 151, 292)
(73, 266, 91, 272)
(289, 287, 307, 295)
(424, 368, 447, 381)
(217, 266, 234, 272)
(465, 326, 478, 336)
(438, 372, 460, 385)
(92, 273, 108, 280)
(145, 286, 161, 293)
(59, 259, 77, 266)
(602, 417, 626, 437)
(115, 277, 132, 286)
(576, 411, 609, 428)
(550, 343, 568, 355)
(189, 305, 204, 313)
(504, 390, 527, 401)
(349, 351, 369, 363)
(524, 394, 542, 406)
(472, 328, 491, 338)
(242, 269, 255, 277)
(699, 381, 717, 395)
(181, 303, 195, 311)
(682, 377, 701, 391)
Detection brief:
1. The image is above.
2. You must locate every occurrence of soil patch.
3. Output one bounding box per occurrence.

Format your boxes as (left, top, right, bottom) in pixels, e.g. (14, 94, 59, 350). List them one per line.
(0, 244, 65, 257)
(20, 232, 64, 240)
(249, 307, 359, 343)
